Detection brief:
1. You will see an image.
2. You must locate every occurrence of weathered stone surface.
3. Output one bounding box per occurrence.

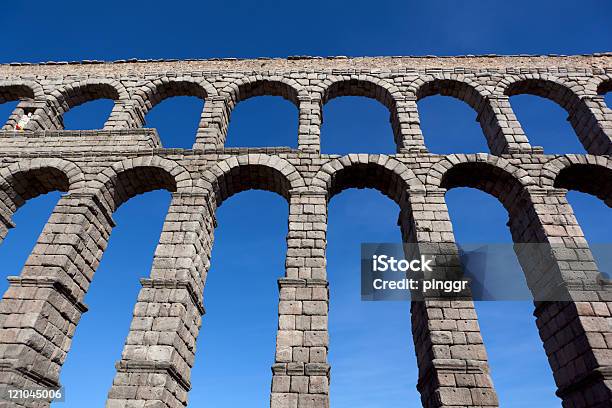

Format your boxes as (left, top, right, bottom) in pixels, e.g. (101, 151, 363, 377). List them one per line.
(0, 54, 609, 408)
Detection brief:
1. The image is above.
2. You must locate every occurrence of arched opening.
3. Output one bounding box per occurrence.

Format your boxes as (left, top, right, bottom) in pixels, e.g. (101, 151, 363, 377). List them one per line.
(0, 84, 36, 130)
(189, 190, 288, 406)
(321, 97, 395, 154)
(102, 166, 178, 211)
(225, 96, 298, 148)
(505, 79, 595, 153)
(417, 96, 488, 154)
(327, 188, 419, 405)
(0, 165, 71, 234)
(141, 81, 209, 148)
(58, 83, 120, 130)
(185, 160, 294, 405)
(224, 79, 300, 148)
(63, 99, 114, 130)
(0, 192, 61, 296)
(440, 161, 562, 405)
(416, 80, 493, 153)
(321, 160, 419, 405)
(205, 162, 294, 204)
(321, 80, 397, 154)
(445, 187, 559, 406)
(555, 163, 612, 206)
(58, 190, 172, 406)
(57, 165, 177, 406)
(145, 96, 204, 148)
(509, 94, 585, 153)
(0, 165, 71, 390)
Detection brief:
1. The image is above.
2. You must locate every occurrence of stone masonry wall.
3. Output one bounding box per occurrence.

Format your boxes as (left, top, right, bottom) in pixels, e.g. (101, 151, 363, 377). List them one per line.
(0, 54, 610, 408)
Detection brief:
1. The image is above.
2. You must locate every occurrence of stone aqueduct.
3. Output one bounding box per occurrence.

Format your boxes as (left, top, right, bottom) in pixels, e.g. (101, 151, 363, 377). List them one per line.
(0, 54, 610, 408)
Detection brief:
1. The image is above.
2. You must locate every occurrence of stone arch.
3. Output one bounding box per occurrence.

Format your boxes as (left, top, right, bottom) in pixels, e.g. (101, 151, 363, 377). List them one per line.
(217, 76, 306, 148)
(500, 75, 609, 153)
(133, 77, 219, 147)
(0, 81, 38, 103)
(221, 75, 305, 108)
(0, 158, 84, 209)
(427, 154, 534, 213)
(542, 156, 612, 207)
(427, 155, 557, 300)
(133, 77, 217, 118)
(427, 154, 534, 189)
(427, 148, 610, 408)
(320, 75, 402, 107)
(49, 79, 130, 129)
(216, 76, 306, 148)
(0, 80, 46, 130)
(413, 76, 490, 111)
(318, 75, 405, 150)
(201, 154, 305, 206)
(52, 79, 128, 113)
(428, 156, 568, 302)
(312, 154, 423, 205)
(411, 76, 513, 154)
(0, 158, 84, 239)
(90, 156, 195, 212)
(501, 75, 586, 112)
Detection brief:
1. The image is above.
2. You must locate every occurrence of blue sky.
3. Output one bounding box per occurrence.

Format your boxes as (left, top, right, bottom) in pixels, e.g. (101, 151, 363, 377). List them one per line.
(0, 1, 611, 407)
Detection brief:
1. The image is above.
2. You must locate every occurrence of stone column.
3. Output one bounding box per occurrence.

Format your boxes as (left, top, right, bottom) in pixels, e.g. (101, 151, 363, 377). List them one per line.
(568, 95, 612, 155)
(271, 190, 329, 408)
(395, 96, 428, 153)
(400, 188, 499, 408)
(477, 95, 537, 155)
(193, 96, 230, 150)
(297, 96, 322, 152)
(508, 188, 612, 407)
(106, 192, 216, 408)
(103, 101, 140, 130)
(0, 192, 115, 407)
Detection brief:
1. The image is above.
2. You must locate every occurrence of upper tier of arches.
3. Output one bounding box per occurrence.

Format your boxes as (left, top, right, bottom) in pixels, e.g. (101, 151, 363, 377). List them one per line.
(0, 70, 609, 153)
